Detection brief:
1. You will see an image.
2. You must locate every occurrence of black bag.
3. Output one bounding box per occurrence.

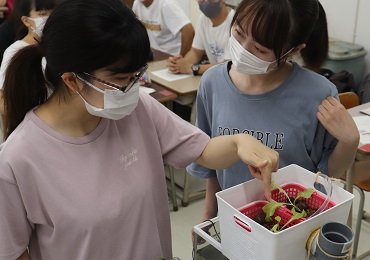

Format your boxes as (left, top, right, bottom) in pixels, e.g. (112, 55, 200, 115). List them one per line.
(356, 73, 370, 104)
(328, 70, 356, 93)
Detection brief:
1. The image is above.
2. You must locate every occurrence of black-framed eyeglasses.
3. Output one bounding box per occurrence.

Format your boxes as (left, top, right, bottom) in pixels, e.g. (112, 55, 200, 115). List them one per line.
(81, 64, 148, 93)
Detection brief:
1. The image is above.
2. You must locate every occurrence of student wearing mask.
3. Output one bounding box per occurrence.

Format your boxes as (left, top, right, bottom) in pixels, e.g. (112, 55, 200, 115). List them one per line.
(0, 0, 278, 259)
(0, 0, 55, 111)
(187, 0, 359, 229)
(132, 0, 195, 56)
(167, 0, 234, 76)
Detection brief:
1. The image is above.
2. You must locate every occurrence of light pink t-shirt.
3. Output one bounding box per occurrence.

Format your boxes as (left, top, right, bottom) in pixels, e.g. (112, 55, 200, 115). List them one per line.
(0, 92, 209, 260)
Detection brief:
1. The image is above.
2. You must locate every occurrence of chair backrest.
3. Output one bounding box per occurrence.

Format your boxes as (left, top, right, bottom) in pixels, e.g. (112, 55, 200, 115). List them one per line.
(338, 92, 360, 109)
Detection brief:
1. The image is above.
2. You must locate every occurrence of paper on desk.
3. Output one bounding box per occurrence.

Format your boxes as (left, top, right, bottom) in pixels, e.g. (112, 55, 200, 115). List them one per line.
(353, 116, 370, 144)
(139, 87, 156, 94)
(360, 107, 370, 116)
(151, 69, 192, 81)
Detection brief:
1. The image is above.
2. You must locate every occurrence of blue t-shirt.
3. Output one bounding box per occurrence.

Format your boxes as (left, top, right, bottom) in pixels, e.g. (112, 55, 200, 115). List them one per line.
(187, 61, 338, 189)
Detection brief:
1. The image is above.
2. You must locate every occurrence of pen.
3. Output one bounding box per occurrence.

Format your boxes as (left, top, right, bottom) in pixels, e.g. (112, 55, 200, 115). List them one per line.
(362, 132, 370, 135)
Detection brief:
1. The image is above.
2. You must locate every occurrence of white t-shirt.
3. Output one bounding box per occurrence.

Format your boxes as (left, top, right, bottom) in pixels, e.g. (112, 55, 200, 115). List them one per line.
(132, 0, 191, 56)
(0, 92, 210, 260)
(0, 40, 29, 89)
(192, 9, 235, 63)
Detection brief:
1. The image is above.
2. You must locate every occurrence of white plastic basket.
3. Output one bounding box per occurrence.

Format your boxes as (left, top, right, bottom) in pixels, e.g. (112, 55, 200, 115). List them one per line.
(216, 164, 354, 260)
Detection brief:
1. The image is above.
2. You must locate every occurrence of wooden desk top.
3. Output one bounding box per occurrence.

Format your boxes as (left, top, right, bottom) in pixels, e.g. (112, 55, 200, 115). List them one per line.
(348, 102, 370, 157)
(148, 83, 177, 103)
(147, 60, 200, 96)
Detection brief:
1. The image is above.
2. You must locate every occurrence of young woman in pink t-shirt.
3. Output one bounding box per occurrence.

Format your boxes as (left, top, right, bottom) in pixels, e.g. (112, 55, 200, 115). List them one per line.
(0, 0, 278, 259)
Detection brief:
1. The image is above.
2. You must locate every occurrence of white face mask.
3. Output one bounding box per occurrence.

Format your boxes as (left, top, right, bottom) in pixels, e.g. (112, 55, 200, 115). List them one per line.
(28, 16, 48, 37)
(77, 77, 140, 120)
(229, 35, 293, 75)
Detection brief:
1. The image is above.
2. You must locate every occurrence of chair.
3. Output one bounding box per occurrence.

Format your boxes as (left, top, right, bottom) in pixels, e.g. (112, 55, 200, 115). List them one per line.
(338, 92, 360, 109)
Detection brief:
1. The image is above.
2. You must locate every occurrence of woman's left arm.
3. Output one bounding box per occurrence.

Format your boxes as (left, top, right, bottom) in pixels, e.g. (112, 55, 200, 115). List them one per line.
(317, 96, 360, 178)
(195, 133, 279, 200)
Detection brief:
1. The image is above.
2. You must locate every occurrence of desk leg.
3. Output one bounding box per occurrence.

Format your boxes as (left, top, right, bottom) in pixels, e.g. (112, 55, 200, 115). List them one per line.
(168, 165, 178, 212)
(346, 164, 355, 228)
(165, 100, 173, 110)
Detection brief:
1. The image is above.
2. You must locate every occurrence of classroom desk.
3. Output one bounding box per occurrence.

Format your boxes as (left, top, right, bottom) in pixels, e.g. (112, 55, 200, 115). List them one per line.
(147, 60, 200, 96)
(147, 83, 177, 103)
(346, 102, 370, 227)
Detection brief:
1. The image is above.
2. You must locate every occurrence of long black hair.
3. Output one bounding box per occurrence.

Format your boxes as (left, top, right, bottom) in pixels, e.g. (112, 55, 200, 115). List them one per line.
(231, 0, 328, 69)
(3, 0, 151, 139)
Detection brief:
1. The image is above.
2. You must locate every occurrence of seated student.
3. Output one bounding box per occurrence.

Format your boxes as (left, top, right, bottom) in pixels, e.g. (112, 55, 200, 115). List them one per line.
(167, 0, 234, 76)
(0, 0, 55, 89)
(132, 0, 194, 56)
(0, 0, 279, 259)
(187, 0, 359, 230)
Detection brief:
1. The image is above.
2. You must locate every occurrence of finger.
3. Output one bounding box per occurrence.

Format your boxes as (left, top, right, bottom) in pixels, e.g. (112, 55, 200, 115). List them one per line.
(168, 67, 176, 73)
(167, 63, 176, 70)
(173, 54, 182, 60)
(326, 96, 339, 105)
(255, 159, 269, 169)
(248, 165, 261, 179)
(262, 170, 272, 201)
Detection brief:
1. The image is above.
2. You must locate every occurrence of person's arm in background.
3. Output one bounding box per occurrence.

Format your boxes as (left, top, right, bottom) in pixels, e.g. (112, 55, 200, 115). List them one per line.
(202, 178, 221, 220)
(167, 47, 204, 74)
(179, 23, 194, 57)
(0, 0, 6, 6)
(17, 250, 30, 260)
(192, 177, 220, 245)
(167, 47, 228, 75)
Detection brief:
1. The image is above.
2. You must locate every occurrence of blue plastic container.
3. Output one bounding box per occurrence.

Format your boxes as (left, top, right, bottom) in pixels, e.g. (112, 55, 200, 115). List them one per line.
(323, 40, 367, 86)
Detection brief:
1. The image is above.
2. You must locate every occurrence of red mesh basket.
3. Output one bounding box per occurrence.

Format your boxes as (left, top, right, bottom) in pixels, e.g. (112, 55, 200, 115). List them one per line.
(238, 183, 336, 231)
(239, 201, 303, 230)
(271, 183, 336, 213)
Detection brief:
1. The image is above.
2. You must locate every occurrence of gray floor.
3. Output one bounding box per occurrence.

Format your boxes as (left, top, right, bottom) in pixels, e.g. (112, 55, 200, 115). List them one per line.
(170, 185, 370, 260)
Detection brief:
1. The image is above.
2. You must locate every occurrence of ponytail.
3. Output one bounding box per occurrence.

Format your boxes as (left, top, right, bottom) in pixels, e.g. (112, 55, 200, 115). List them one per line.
(300, 2, 328, 71)
(3, 45, 48, 140)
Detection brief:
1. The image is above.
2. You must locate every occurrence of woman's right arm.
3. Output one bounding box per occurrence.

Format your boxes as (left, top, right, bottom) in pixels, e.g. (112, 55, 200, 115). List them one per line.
(17, 250, 30, 260)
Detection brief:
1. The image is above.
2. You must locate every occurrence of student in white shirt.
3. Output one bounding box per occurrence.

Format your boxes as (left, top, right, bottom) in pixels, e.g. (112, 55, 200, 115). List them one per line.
(132, 0, 194, 56)
(167, 0, 234, 76)
(0, 0, 55, 143)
